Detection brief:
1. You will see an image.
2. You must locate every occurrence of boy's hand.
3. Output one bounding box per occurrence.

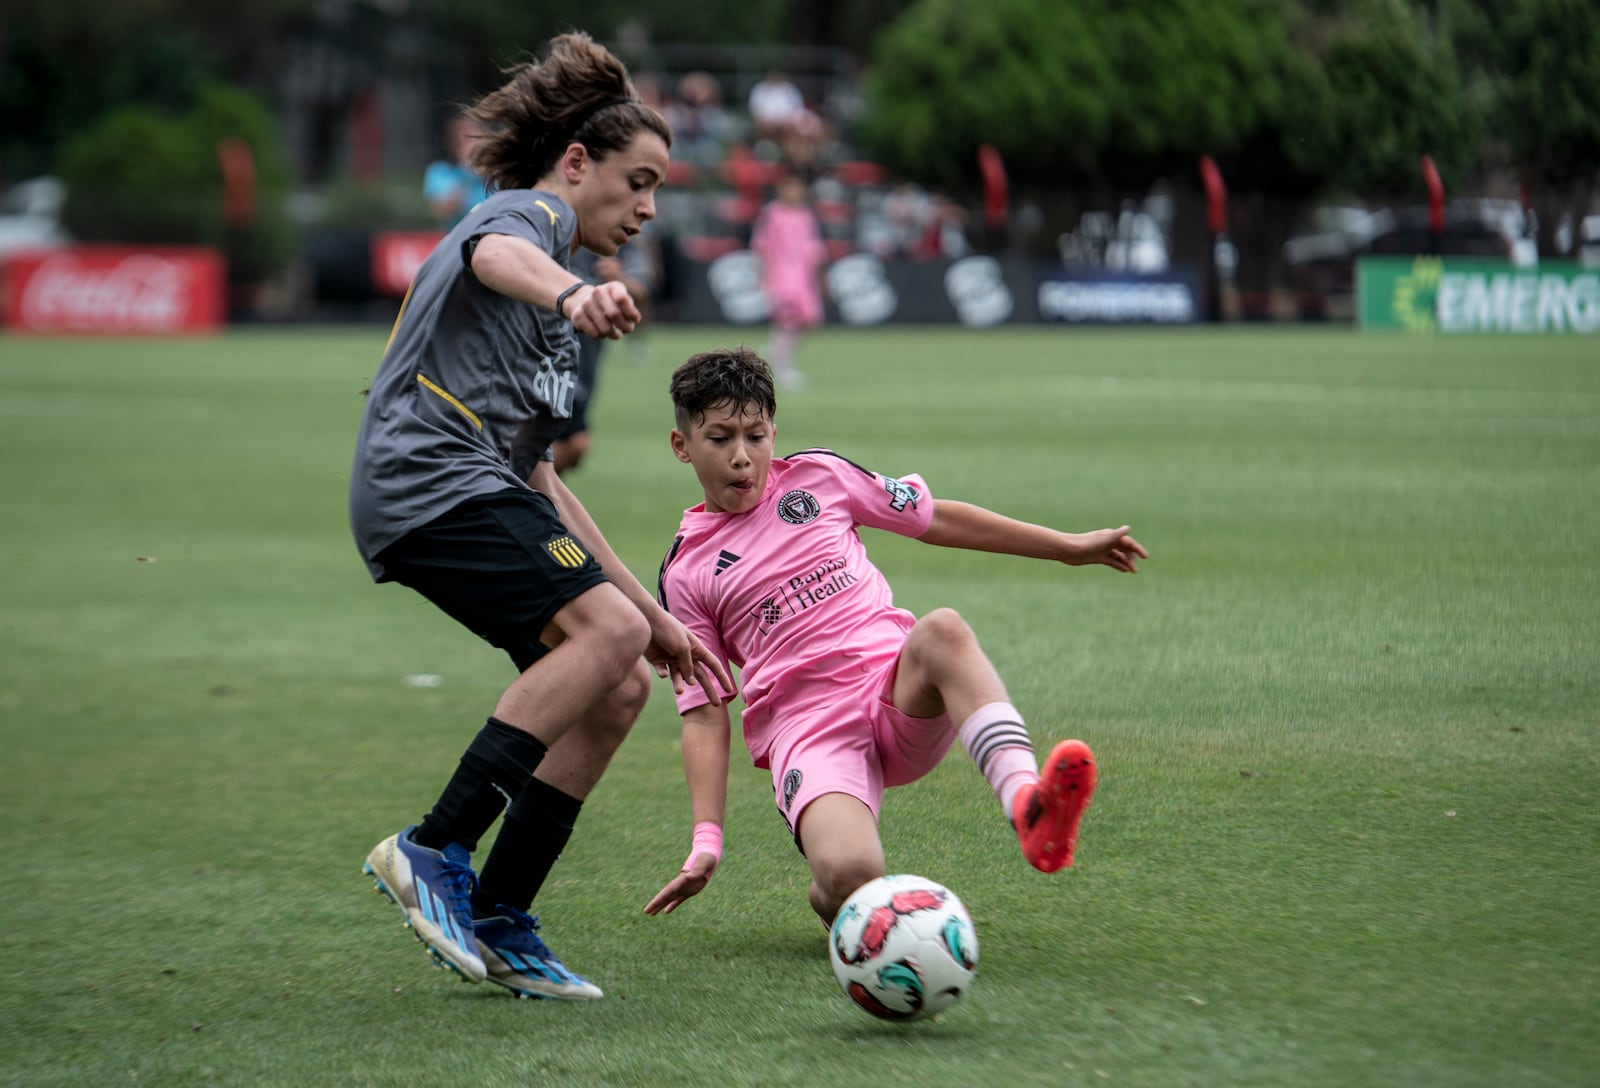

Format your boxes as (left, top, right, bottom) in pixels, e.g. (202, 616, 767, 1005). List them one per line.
(645, 609, 735, 705)
(1067, 526, 1148, 572)
(644, 852, 717, 916)
(566, 280, 640, 340)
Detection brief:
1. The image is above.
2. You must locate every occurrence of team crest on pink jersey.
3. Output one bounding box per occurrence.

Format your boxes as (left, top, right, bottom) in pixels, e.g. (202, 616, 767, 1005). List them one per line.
(777, 489, 821, 524)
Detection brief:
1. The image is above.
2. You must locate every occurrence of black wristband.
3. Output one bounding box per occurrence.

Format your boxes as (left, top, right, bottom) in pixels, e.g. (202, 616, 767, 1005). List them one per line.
(555, 282, 584, 320)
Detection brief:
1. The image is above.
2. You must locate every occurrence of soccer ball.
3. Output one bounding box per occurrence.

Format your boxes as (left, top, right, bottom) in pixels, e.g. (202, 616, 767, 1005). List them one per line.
(828, 874, 978, 1021)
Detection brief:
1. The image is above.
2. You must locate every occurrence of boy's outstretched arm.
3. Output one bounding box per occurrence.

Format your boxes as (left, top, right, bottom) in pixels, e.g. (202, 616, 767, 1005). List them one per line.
(530, 461, 734, 703)
(644, 702, 732, 916)
(918, 499, 1148, 572)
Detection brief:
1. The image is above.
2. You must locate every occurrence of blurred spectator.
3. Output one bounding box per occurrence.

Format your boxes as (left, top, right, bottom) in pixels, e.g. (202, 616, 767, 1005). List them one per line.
(748, 70, 806, 144)
(881, 182, 931, 258)
(776, 107, 832, 182)
(860, 183, 971, 261)
(751, 174, 826, 390)
(422, 114, 488, 228)
(633, 71, 671, 118)
(925, 195, 971, 260)
(667, 71, 733, 167)
(552, 228, 661, 475)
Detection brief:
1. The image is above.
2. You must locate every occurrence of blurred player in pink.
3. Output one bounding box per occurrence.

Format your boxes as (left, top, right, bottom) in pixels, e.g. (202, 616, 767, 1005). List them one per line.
(645, 347, 1148, 926)
(749, 173, 826, 389)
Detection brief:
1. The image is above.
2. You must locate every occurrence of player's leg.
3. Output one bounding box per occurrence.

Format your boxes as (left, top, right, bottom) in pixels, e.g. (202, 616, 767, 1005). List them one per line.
(470, 655, 651, 1000)
(797, 793, 886, 926)
(490, 579, 650, 733)
(766, 701, 886, 926)
(767, 305, 805, 389)
(892, 607, 1096, 872)
(361, 489, 647, 983)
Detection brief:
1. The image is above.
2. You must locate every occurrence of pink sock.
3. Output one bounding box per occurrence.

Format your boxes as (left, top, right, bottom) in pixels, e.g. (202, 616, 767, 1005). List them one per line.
(957, 702, 1038, 822)
(770, 326, 798, 372)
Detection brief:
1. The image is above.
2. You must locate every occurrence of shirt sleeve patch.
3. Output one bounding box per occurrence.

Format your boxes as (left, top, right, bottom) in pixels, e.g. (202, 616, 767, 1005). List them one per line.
(882, 476, 920, 512)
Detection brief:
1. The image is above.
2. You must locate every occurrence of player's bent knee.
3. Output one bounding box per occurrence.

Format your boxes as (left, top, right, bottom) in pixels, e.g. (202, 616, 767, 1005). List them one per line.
(560, 589, 651, 680)
(908, 607, 977, 664)
(613, 658, 652, 720)
(818, 858, 885, 907)
(593, 675, 650, 754)
(593, 599, 651, 656)
(918, 607, 973, 643)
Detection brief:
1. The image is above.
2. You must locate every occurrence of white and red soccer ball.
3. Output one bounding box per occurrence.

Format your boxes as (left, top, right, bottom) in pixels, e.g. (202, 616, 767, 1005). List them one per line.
(828, 874, 978, 1021)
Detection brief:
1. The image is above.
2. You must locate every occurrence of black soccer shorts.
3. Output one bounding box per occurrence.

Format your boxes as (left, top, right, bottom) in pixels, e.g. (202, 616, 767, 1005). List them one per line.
(374, 487, 609, 672)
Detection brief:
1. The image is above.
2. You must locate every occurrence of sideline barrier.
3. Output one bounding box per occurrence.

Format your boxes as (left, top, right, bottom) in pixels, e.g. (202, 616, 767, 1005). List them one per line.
(354, 230, 1206, 327)
(1358, 256, 1600, 335)
(676, 251, 1203, 327)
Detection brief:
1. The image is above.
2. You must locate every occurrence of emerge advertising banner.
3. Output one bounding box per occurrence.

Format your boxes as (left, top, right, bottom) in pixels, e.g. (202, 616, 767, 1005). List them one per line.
(1358, 256, 1600, 334)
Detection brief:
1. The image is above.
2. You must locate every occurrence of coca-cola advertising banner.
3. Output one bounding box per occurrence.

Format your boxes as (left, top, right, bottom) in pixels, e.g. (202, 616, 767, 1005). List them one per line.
(3, 246, 225, 334)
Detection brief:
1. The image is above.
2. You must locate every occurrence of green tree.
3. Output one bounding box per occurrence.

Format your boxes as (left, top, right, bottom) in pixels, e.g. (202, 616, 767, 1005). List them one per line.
(862, 0, 1479, 288)
(1449, 0, 1600, 255)
(57, 83, 295, 280)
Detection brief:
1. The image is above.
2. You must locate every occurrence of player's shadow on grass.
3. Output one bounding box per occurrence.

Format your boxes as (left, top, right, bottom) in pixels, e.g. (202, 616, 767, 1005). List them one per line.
(705, 926, 828, 964)
(829, 1017, 976, 1042)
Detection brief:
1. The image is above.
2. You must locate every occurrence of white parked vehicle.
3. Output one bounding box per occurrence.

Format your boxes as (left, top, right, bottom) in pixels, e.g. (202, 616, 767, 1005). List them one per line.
(0, 176, 70, 258)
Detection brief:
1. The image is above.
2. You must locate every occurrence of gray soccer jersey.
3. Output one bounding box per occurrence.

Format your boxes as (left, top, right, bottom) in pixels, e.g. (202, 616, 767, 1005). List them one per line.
(349, 188, 582, 579)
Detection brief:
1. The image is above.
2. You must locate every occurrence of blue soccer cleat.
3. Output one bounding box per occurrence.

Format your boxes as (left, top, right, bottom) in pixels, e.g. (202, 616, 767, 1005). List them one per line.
(363, 826, 486, 983)
(474, 906, 603, 1000)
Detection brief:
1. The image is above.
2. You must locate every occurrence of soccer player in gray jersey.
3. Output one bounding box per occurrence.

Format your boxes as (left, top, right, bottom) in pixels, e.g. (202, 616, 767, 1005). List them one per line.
(351, 32, 732, 1001)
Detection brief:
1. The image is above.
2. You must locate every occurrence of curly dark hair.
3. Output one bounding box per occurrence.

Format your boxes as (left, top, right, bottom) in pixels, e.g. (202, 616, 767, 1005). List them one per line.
(670, 347, 777, 431)
(468, 31, 673, 192)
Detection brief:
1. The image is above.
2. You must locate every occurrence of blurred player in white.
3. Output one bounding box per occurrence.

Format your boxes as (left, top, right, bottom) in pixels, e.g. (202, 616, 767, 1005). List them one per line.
(646, 347, 1146, 926)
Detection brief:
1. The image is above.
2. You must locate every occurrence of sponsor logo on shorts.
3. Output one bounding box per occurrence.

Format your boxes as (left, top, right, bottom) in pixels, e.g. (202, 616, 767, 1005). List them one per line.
(543, 535, 590, 569)
(883, 476, 920, 513)
(777, 489, 821, 525)
(747, 557, 858, 635)
(782, 768, 803, 812)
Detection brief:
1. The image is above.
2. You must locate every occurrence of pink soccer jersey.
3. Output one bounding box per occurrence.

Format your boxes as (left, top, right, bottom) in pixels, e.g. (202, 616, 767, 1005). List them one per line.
(659, 450, 934, 765)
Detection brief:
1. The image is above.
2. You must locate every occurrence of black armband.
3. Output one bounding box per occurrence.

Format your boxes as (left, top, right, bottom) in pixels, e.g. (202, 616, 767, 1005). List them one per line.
(555, 281, 584, 319)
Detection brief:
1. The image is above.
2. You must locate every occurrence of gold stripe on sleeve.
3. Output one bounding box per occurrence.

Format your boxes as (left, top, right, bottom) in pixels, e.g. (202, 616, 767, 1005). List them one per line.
(416, 373, 483, 430)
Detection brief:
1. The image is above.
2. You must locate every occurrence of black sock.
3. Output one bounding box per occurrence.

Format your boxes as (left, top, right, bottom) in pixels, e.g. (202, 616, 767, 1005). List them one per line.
(472, 777, 582, 918)
(413, 717, 547, 853)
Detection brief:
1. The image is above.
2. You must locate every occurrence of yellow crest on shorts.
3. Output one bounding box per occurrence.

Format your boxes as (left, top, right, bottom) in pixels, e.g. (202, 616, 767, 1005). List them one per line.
(543, 535, 589, 569)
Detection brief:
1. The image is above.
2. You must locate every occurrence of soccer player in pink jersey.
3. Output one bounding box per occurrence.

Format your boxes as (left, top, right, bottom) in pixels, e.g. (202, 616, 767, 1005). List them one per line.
(749, 173, 826, 389)
(645, 347, 1148, 926)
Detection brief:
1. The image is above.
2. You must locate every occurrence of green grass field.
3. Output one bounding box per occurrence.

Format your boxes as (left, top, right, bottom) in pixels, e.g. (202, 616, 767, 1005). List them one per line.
(1, 324, 1596, 1087)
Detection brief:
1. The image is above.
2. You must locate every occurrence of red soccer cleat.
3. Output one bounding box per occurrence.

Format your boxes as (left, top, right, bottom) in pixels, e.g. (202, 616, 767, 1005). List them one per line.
(1014, 740, 1097, 873)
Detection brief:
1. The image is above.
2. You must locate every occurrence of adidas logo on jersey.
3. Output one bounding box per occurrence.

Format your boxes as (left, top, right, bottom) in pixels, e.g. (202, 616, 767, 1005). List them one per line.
(715, 550, 740, 575)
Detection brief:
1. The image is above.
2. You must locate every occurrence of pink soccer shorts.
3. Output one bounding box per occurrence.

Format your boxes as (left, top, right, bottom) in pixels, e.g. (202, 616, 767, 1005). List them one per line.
(763, 649, 957, 841)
